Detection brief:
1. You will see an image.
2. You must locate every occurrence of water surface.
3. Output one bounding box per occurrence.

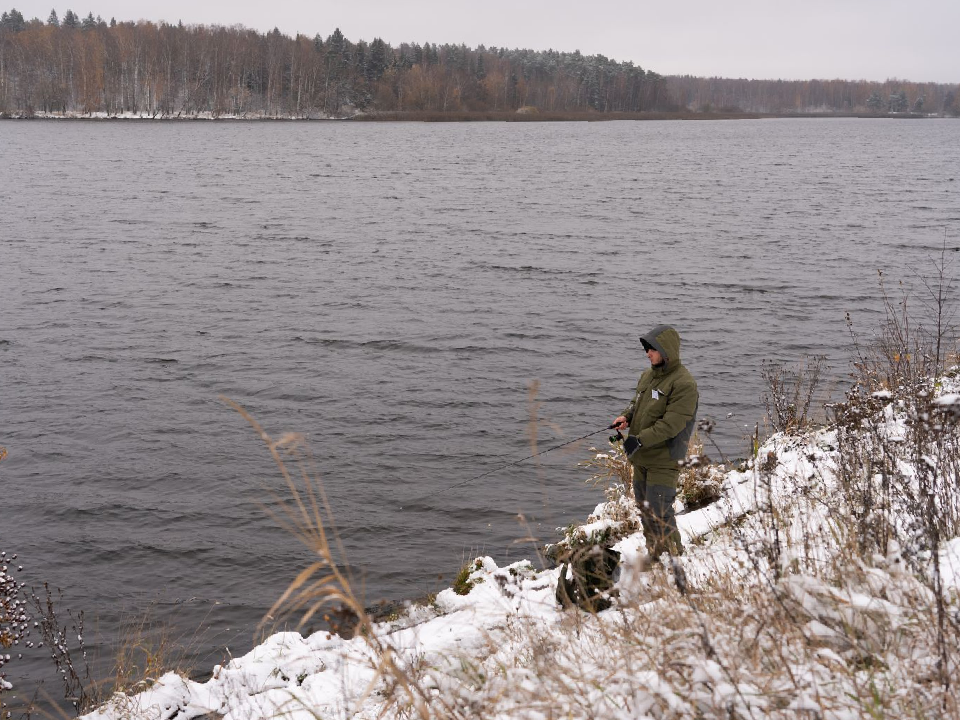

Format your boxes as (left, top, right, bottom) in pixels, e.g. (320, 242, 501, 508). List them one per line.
(1, 118, 958, 700)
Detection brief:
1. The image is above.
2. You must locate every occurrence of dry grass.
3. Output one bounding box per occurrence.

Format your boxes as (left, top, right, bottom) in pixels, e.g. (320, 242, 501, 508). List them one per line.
(106, 608, 213, 700)
(761, 355, 830, 433)
(678, 433, 725, 509)
(220, 398, 367, 636)
(222, 396, 459, 719)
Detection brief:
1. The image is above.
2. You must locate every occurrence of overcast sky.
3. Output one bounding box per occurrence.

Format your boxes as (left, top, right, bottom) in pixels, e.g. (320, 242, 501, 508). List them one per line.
(11, 0, 960, 83)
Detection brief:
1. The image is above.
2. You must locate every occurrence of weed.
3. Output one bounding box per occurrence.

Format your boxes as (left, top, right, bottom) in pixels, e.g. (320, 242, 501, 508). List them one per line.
(0, 550, 29, 716)
(28, 583, 94, 714)
(761, 355, 828, 433)
(678, 433, 724, 509)
(452, 561, 485, 596)
(577, 437, 632, 491)
(107, 606, 208, 699)
(223, 397, 458, 718)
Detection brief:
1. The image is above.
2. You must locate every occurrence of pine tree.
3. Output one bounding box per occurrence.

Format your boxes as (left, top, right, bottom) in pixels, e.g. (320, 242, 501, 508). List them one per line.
(62, 9, 78, 28)
(368, 37, 388, 81)
(326, 27, 345, 59)
(0, 8, 25, 32)
(354, 40, 367, 78)
(943, 91, 956, 115)
(81, 11, 96, 30)
(46, 8, 58, 26)
(888, 90, 907, 113)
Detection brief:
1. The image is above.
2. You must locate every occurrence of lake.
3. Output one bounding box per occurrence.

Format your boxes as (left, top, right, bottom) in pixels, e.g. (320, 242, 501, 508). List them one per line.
(1, 117, 958, 704)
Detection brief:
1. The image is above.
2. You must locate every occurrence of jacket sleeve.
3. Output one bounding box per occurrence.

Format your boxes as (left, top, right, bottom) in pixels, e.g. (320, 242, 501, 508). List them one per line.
(636, 378, 698, 449)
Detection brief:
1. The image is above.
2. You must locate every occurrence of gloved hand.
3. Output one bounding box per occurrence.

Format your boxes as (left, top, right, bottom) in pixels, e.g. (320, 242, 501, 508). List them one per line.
(623, 435, 642, 459)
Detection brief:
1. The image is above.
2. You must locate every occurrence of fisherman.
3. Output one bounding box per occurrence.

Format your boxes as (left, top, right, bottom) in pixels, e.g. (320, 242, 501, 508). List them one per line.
(612, 325, 698, 566)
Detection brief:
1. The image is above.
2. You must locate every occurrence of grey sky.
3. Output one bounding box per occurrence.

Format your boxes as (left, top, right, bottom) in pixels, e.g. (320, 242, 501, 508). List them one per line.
(11, 0, 960, 83)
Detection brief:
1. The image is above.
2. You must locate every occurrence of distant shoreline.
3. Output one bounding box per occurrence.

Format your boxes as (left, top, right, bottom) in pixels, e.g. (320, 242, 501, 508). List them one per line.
(0, 110, 945, 123)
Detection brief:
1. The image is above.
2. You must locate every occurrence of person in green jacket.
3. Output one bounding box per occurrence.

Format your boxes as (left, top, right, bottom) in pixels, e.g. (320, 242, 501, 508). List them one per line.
(612, 325, 698, 563)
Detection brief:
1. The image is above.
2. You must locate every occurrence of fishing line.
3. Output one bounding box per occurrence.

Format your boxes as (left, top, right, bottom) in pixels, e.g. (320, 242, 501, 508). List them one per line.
(401, 424, 620, 508)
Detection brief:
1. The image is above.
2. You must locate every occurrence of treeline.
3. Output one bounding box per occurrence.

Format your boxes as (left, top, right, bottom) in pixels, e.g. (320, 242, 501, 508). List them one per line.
(0, 9, 666, 117)
(1, 7, 958, 118)
(668, 75, 959, 116)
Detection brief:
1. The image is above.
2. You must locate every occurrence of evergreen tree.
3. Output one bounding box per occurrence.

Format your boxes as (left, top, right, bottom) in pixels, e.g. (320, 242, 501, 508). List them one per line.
(475, 53, 486, 81)
(326, 27, 345, 59)
(354, 39, 367, 77)
(943, 91, 956, 115)
(0, 8, 25, 31)
(367, 37, 388, 81)
(46, 8, 58, 26)
(61, 9, 78, 27)
(81, 11, 96, 29)
(888, 90, 907, 113)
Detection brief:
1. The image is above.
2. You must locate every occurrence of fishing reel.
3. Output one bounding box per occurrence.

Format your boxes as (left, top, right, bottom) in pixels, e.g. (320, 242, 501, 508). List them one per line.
(607, 424, 624, 444)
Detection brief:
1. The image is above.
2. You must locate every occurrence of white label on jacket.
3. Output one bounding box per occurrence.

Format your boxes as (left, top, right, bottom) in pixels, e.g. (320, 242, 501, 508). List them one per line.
(652, 389, 661, 400)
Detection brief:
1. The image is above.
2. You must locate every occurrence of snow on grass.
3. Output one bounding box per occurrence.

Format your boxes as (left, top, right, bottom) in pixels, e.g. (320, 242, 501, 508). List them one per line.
(20, 111, 333, 120)
(80, 374, 960, 719)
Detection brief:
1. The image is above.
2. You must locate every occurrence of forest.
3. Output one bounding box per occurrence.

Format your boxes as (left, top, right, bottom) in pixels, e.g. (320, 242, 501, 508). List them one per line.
(1, 7, 958, 119)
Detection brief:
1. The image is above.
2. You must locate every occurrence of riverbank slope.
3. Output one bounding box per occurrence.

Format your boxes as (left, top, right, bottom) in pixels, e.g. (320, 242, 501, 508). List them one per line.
(79, 367, 960, 720)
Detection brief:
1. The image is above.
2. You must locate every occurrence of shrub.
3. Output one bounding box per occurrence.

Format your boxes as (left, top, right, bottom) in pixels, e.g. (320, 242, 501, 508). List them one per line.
(452, 561, 482, 596)
(1, 551, 28, 706)
(761, 355, 828, 433)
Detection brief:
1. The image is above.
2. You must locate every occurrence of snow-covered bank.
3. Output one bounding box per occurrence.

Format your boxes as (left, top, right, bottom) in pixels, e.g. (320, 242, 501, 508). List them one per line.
(3, 111, 341, 121)
(80, 373, 960, 720)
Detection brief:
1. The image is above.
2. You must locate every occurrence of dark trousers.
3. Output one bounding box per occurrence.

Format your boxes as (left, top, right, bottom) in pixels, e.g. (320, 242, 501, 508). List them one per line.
(632, 465, 684, 558)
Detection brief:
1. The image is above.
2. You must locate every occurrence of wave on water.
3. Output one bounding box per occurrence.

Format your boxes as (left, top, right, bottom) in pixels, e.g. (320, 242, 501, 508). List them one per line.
(3, 118, 958, 707)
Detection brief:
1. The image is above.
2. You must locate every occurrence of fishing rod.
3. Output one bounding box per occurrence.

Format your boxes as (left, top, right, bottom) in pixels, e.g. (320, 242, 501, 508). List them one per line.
(425, 423, 624, 499)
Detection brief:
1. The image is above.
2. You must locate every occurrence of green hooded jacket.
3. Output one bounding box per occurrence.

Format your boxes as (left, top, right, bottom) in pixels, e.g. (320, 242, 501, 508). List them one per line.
(621, 325, 699, 474)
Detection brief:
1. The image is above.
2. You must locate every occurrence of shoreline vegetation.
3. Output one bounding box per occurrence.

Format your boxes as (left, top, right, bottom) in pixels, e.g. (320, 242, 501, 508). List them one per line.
(0, 110, 948, 122)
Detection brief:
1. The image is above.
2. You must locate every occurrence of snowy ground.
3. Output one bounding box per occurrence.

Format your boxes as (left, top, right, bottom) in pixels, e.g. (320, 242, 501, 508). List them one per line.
(79, 376, 960, 720)
(8, 111, 333, 120)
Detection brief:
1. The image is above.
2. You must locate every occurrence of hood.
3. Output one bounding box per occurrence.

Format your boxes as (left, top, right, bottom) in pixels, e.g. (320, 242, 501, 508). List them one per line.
(640, 325, 682, 371)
